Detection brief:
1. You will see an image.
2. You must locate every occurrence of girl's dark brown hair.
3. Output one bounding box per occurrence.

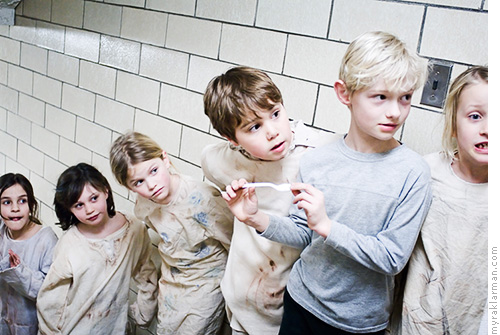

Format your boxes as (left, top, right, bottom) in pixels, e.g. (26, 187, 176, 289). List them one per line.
(0, 173, 42, 225)
(54, 163, 116, 230)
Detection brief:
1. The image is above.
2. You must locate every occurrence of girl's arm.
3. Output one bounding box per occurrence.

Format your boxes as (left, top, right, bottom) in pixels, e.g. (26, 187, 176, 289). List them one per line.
(129, 224, 158, 328)
(36, 247, 72, 335)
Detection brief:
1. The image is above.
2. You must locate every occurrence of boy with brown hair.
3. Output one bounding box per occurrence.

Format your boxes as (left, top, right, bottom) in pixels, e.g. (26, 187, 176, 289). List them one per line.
(202, 66, 340, 335)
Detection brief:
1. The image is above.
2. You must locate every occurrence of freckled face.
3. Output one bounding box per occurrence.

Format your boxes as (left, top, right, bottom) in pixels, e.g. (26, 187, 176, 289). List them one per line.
(230, 103, 293, 161)
(0, 184, 31, 234)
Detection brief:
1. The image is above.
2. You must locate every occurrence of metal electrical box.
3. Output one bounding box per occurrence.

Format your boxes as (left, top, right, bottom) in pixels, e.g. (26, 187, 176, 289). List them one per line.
(420, 60, 453, 109)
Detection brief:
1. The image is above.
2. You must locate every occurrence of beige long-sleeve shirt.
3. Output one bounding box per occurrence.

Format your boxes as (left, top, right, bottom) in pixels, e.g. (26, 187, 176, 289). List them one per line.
(37, 213, 158, 335)
(201, 120, 340, 335)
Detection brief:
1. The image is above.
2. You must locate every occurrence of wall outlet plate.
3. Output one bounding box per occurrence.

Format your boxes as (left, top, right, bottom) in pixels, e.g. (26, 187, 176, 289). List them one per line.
(420, 60, 453, 109)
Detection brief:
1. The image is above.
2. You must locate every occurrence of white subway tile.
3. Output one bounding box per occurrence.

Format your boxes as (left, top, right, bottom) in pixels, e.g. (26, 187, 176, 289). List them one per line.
(7, 112, 31, 143)
(170, 156, 203, 181)
(0, 84, 19, 113)
(0, 36, 20, 64)
(95, 96, 135, 133)
(32, 124, 59, 159)
(284, 35, 347, 85)
(186, 56, 233, 94)
(61, 84, 96, 121)
(398, 0, 482, 8)
(22, 0, 51, 21)
(0, 61, 6, 84)
(179, 126, 221, 166)
(45, 105, 76, 140)
(40, 205, 62, 237)
(65, 28, 100, 62)
(146, 0, 195, 14)
(83, 2, 122, 36)
(100, 35, 140, 73)
(197, 0, 256, 25)
(134, 109, 182, 156)
(29, 172, 57, 213)
(0, 107, 6, 130)
(116, 71, 160, 113)
(257, 0, 331, 37)
(166, 15, 221, 58)
(76, 117, 112, 157)
(329, 0, 423, 50)
(314, 85, 351, 134)
(0, 154, 4, 175)
(35, 21, 65, 52)
(51, 0, 84, 28)
(48, 51, 79, 86)
(220, 25, 286, 72)
(159, 84, 208, 131)
(401, 108, 444, 155)
(421, 8, 488, 65)
(43, 155, 67, 185)
(9, 17, 36, 44)
(20, 43, 48, 75)
(33, 73, 62, 107)
(140, 45, 188, 86)
(106, 0, 145, 7)
(19, 94, 45, 126)
(268, 73, 318, 125)
(5, 157, 28, 176)
(121, 7, 168, 46)
(18, 141, 44, 175)
(58, 137, 92, 167)
(7, 64, 33, 95)
(79, 61, 117, 99)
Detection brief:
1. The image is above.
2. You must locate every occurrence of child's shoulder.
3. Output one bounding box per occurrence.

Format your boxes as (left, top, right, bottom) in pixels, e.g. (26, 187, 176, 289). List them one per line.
(292, 120, 343, 149)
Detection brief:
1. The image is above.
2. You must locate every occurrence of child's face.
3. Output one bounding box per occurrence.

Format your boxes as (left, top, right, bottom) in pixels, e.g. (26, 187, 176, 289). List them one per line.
(0, 183, 31, 234)
(342, 78, 413, 152)
(127, 154, 176, 204)
(70, 184, 109, 227)
(455, 81, 488, 167)
(229, 103, 293, 161)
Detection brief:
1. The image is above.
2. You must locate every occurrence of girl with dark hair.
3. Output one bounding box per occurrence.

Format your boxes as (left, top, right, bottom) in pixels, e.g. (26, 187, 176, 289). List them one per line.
(0, 173, 58, 335)
(37, 163, 158, 334)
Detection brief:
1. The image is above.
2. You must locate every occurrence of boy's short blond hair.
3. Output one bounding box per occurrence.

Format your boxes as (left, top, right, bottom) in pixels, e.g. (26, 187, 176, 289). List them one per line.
(339, 31, 428, 94)
(109, 131, 164, 187)
(203, 66, 283, 142)
(442, 65, 488, 158)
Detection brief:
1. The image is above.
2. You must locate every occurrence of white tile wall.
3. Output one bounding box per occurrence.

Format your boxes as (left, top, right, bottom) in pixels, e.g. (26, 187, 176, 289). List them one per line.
(48, 51, 80, 85)
(0, 61, 7, 84)
(166, 15, 222, 58)
(7, 112, 31, 143)
(95, 95, 135, 133)
(121, 7, 168, 47)
(51, 0, 84, 28)
(186, 56, 233, 94)
(17, 141, 44, 175)
(61, 84, 96, 121)
(65, 28, 100, 62)
(314, 85, 351, 134)
(83, 2, 122, 37)
(9, 17, 36, 44)
(58, 137, 92, 167)
(45, 105, 76, 140)
(0, 85, 19, 113)
(0, 107, 6, 130)
(158, 84, 208, 131)
(196, 0, 257, 25)
(100, 35, 141, 73)
(79, 60, 117, 99)
(115, 71, 160, 113)
(32, 124, 59, 159)
(34, 21, 65, 52)
(146, 0, 195, 15)
(18, 94, 45, 126)
(20, 43, 47, 74)
(256, 0, 331, 37)
(402, 107, 445, 155)
(7, 64, 33, 95)
(421, 8, 488, 65)
(33, 73, 62, 106)
(0, 36, 20, 64)
(22, 0, 51, 22)
(220, 24, 287, 72)
(140, 45, 189, 86)
(75, 117, 112, 157)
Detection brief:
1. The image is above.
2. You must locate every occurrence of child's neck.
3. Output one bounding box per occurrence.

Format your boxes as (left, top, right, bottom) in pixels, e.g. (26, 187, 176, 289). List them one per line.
(8, 220, 41, 241)
(451, 156, 488, 184)
(77, 212, 126, 239)
(345, 133, 400, 153)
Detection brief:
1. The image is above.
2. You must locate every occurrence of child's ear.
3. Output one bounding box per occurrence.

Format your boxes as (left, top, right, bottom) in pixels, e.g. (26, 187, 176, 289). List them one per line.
(161, 151, 171, 168)
(334, 80, 351, 106)
(224, 136, 239, 147)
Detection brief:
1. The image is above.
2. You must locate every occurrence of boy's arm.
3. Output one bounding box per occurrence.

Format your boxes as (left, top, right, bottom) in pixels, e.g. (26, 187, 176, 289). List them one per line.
(129, 223, 158, 328)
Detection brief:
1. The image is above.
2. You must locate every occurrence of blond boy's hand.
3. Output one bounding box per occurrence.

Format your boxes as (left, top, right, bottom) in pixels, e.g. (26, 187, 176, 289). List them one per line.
(222, 179, 270, 232)
(291, 183, 331, 238)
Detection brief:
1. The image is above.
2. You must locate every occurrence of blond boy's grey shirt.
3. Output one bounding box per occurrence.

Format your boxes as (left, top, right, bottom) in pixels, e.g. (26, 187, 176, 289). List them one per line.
(201, 120, 341, 335)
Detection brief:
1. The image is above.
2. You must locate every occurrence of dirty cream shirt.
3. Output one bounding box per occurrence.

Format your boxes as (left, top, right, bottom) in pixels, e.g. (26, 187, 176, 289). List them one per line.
(134, 174, 233, 335)
(0, 223, 58, 335)
(201, 120, 341, 335)
(400, 152, 488, 334)
(37, 213, 158, 335)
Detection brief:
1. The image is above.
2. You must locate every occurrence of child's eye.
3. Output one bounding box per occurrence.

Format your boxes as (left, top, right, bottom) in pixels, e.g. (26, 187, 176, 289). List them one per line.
(91, 195, 99, 202)
(134, 180, 143, 187)
(151, 167, 158, 175)
(249, 123, 261, 132)
(401, 94, 412, 101)
(374, 95, 386, 100)
(271, 110, 280, 119)
(19, 198, 28, 204)
(74, 203, 83, 209)
(1, 200, 11, 205)
(468, 113, 482, 120)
